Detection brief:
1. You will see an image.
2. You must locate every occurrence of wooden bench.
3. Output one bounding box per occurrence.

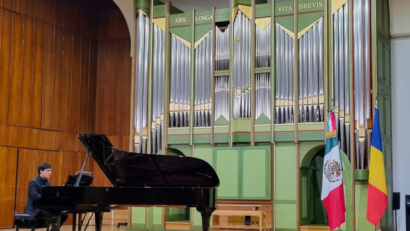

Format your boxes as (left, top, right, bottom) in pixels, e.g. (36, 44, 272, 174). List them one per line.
(211, 210, 266, 231)
(14, 213, 51, 231)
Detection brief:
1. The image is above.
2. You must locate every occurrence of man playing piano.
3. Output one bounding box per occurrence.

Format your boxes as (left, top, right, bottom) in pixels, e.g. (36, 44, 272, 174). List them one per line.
(24, 163, 68, 231)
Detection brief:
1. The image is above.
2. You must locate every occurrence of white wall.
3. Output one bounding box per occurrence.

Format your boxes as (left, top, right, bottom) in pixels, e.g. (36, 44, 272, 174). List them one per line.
(391, 36, 410, 231)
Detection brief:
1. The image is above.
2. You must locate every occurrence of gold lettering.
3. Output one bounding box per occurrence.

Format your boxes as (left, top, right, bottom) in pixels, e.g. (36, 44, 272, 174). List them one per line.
(299, 2, 323, 10)
(175, 17, 186, 23)
(195, 15, 212, 21)
(278, 5, 293, 12)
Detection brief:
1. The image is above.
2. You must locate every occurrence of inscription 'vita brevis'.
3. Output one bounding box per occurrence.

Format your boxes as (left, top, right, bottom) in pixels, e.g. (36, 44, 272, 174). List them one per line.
(277, 6, 293, 12)
(299, 2, 323, 9)
(277, 1, 323, 12)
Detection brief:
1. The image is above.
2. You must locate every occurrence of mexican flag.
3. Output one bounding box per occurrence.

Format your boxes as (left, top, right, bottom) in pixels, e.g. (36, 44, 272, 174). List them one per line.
(321, 110, 346, 230)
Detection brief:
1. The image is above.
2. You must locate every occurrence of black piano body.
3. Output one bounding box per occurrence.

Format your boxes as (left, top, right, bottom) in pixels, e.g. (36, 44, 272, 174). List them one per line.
(34, 134, 219, 231)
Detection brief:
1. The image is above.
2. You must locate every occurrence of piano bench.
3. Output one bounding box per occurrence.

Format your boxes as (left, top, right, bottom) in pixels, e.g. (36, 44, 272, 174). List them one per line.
(14, 213, 51, 231)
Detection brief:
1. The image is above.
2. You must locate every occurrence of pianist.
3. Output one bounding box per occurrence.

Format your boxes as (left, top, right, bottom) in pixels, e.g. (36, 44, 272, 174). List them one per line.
(24, 163, 68, 230)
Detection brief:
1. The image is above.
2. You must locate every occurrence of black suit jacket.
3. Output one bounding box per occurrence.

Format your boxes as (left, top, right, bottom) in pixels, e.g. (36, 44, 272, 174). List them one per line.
(24, 175, 50, 217)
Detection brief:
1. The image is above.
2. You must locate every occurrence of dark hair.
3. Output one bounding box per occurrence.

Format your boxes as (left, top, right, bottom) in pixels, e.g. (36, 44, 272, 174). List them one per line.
(38, 163, 51, 174)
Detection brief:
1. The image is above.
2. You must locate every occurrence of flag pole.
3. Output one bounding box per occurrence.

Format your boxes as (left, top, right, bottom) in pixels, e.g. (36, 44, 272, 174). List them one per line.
(377, 221, 382, 231)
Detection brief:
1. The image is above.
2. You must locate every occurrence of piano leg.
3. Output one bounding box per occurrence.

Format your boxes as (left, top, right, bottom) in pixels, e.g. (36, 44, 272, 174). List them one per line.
(72, 213, 77, 231)
(52, 215, 62, 231)
(94, 212, 103, 231)
(197, 207, 215, 231)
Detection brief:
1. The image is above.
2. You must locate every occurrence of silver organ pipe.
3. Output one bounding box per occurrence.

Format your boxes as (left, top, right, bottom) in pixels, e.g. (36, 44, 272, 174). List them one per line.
(353, 0, 372, 169)
(169, 35, 191, 128)
(195, 32, 213, 127)
(333, 3, 351, 159)
(151, 24, 165, 154)
(233, 11, 251, 119)
(134, 12, 150, 153)
(298, 19, 324, 124)
(276, 24, 294, 124)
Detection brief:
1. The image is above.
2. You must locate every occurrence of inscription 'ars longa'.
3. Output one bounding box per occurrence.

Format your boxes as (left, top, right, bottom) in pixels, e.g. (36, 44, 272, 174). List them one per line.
(195, 15, 212, 22)
(175, 15, 212, 24)
(175, 17, 187, 23)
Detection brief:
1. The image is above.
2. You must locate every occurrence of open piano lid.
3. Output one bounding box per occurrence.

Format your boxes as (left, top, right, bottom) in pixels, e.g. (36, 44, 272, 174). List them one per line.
(77, 134, 219, 188)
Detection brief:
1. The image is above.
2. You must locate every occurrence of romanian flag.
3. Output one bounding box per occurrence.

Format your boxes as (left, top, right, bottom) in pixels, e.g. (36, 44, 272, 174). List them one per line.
(321, 110, 346, 230)
(366, 107, 387, 226)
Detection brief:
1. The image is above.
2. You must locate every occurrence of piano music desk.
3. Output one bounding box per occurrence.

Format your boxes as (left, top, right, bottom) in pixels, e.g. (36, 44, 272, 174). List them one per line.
(211, 210, 266, 231)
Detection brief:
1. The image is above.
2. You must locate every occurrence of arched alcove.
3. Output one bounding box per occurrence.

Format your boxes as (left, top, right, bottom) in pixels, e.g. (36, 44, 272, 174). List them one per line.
(300, 145, 352, 229)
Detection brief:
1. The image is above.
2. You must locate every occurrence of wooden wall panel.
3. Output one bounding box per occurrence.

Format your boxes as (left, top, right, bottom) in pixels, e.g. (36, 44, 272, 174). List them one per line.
(8, 14, 23, 126)
(80, 1, 90, 38)
(0, 0, 131, 227)
(60, 30, 73, 132)
(0, 9, 12, 125)
(45, 0, 56, 27)
(41, 24, 55, 130)
(88, 39, 98, 133)
(98, 4, 130, 40)
(20, 17, 35, 128)
(95, 38, 131, 136)
(70, 34, 82, 134)
(52, 27, 63, 130)
(0, 147, 17, 228)
(31, 20, 45, 128)
(33, 0, 45, 21)
(54, 0, 64, 28)
(71, 0, 81, 35)
(78, 37, 90, 134)
(1, 0, 14, 11)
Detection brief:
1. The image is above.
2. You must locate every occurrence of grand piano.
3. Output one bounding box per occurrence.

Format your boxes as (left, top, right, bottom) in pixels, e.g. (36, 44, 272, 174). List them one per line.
(34, 134, 219, 231)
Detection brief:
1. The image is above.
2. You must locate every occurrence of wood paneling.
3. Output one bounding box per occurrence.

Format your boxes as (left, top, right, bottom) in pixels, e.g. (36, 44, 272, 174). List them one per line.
(98, 2, 130, 40)
(0, 0, 132, 227)
(60, 30, 73, 132)
(70, 34, 82, 133)
(1, 0, 14, 11)
(33, 0, 45, 21)
(41, 23, 55, 130)
(78, 36, 90, 134)
(0, 9, 12, 125)
(20, 16, 35, 128)
(8, 14, 24, 126)
(95, 38, 131, 136)
(88, 39, 98, 133)
(0, 147, 17, 228)
(32, 20, 45, 128)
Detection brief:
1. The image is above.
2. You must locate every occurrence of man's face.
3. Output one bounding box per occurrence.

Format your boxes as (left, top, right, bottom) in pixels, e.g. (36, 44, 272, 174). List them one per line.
(39, 168, 52, 179)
